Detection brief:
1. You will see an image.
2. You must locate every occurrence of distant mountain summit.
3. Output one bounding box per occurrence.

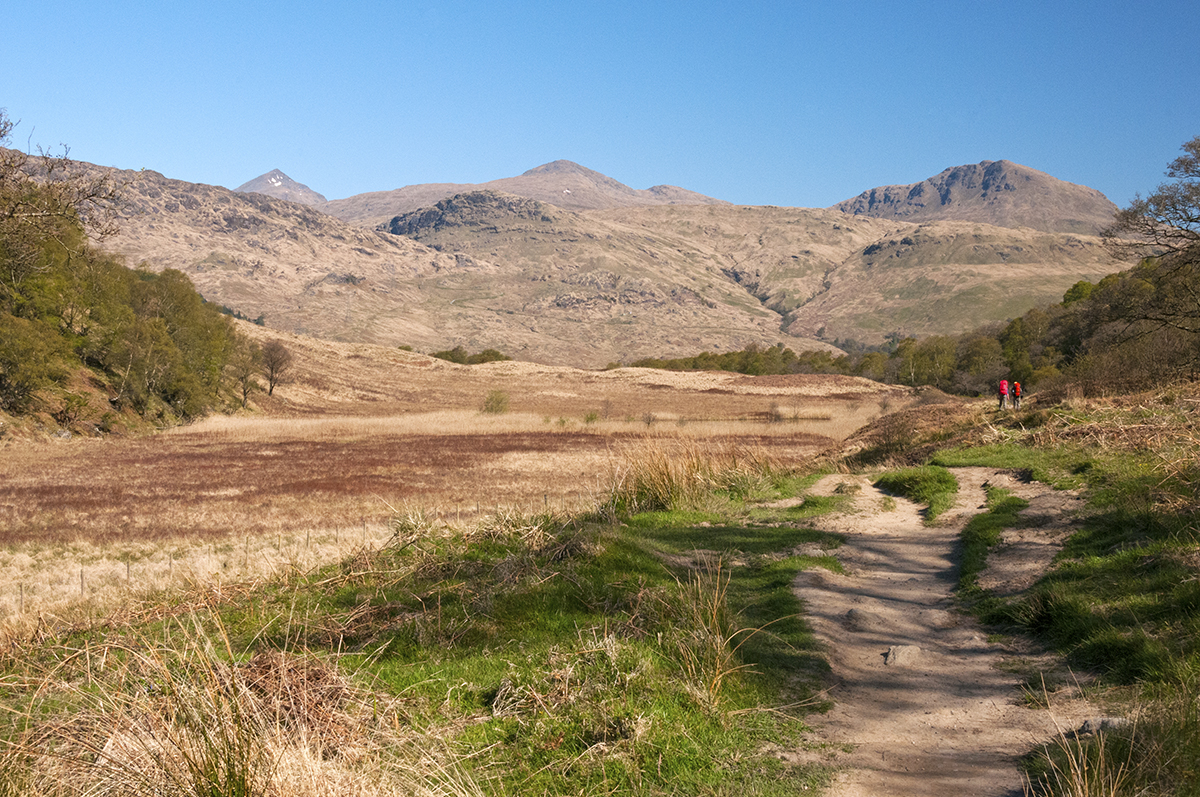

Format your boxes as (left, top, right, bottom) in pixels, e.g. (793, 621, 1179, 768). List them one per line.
(235, 169, 326, 206)
(322, 160, 727, 226)
(831, 160, 1118, 235)
(503, 159, 727, 211)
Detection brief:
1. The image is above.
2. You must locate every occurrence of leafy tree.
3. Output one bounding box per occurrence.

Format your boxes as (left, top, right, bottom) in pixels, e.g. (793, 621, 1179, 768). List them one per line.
(0, 109, 240, 422)
(227, 334, 262, 409)
(0, 314, 68, 412)
(854, 351, 888, 381)
(1062, 280, 1095, 305)
(914, 336, 957, 388)
(953, 334, 1005, 395)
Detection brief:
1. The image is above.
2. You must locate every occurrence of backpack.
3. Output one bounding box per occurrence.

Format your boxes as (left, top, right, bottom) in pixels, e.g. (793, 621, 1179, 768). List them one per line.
(1014, 382, 1022, 396)
(999, 380, 1008, 395)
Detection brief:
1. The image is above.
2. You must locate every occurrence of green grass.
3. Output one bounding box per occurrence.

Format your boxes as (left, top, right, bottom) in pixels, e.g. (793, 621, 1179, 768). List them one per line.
(873, 465, 959, 524)
(930, 443, 1093, 490)
(940, 440, 1200, 686)
(0, 468, 848, 796)
(927, 397, 1200, 796)
(956, 486, 1028, 608)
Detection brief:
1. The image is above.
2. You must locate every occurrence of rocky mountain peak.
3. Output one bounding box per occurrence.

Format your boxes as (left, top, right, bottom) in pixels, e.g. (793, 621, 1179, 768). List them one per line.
(831, 160, 1118, 235)
(235, 169, 327, 206)
(520, 160, 595, 177)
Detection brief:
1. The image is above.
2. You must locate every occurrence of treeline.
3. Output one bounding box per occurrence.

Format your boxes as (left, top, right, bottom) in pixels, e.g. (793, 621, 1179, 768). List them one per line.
(1, 110, 250, 423)
(626, 268, 1197, 397)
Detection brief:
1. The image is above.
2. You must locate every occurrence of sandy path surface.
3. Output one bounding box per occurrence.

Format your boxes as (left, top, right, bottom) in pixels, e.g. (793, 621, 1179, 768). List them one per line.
(791, 468, 1092, 797)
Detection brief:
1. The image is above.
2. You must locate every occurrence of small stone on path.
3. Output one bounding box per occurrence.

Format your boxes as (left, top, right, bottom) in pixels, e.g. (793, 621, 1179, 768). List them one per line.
(884, 645, 922, 666)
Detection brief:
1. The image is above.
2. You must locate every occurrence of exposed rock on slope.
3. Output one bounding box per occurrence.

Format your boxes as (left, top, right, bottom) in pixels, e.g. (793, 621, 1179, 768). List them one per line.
(831, 160, 1118, 235)
(235, 169, 327, 206)
(383, 191, 561, 238)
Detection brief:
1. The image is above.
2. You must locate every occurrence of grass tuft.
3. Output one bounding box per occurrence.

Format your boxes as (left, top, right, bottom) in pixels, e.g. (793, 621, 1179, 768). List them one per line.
(602, 441, 781, 518)
(958, 486, 1029, 598)
(0, 617, 483, 797)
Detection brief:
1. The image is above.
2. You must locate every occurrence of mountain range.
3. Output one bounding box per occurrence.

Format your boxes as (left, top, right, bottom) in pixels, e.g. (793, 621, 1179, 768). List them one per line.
(315, 160, 728, 227)
(90, 155, 1125, 367)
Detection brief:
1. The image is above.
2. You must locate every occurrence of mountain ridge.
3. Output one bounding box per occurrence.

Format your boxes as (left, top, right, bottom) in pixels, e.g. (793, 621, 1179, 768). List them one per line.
(321, 159, 729, 226)
(65, 153, 1131, 366)
(830, 160, 1117, 234)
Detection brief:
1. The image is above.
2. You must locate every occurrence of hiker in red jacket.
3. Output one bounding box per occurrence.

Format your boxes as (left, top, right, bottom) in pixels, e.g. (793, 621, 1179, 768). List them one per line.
(998, 379, 1009, 409)
(1013, 381, 1022, 409)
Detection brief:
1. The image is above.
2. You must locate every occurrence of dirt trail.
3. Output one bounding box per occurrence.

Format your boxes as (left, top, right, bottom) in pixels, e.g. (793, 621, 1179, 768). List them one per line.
(790, 468, 1091, 797)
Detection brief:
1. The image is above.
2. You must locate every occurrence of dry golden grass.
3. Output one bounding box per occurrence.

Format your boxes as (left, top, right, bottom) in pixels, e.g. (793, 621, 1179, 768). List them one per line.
(0, 329, 909, 624)
(0, 617, 486, 796)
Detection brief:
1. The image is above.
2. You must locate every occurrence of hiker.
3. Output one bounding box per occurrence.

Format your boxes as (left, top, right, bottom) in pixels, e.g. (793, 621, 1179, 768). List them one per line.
(1013, 381, 1022, 409)
(998, 379, 1009, 409)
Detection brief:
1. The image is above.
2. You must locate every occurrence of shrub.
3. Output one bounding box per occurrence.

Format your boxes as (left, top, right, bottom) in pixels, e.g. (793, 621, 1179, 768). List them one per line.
(482, 389, 509, 414)
(432, 346, 512, 365)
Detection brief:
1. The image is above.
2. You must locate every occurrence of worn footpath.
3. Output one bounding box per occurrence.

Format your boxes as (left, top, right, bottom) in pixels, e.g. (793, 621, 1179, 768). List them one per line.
(788, 468, 1092, 797)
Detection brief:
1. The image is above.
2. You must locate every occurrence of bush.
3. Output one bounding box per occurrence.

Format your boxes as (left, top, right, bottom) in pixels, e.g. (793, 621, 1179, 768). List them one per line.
(482, 389, 509, 414)
(432, 346, 512, 365)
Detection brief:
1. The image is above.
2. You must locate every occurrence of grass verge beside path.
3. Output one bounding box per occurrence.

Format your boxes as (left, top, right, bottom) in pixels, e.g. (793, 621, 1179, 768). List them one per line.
(873, 465, 959, 524)
(921, 395, 1200, 796)
(957, 485, 1029, 601)
(0, 461, 848, 796)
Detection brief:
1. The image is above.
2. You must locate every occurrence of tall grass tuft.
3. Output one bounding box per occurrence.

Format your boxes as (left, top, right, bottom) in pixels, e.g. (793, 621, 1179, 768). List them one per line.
(671, 556, 780, 706)
(1028, 678, 1200, 797)
(1027, 721, 1134, 797)
(603, 441, 781, 518)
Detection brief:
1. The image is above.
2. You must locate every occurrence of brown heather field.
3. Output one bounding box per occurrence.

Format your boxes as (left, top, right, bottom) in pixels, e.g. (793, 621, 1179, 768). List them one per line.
(0, 324, 909, 625)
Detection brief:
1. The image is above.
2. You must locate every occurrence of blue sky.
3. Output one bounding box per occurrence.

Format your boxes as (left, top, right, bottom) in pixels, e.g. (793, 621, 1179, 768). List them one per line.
(4, 1, 1197, 208)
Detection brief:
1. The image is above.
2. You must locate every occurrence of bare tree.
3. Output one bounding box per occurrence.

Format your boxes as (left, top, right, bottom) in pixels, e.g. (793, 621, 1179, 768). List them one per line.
(0, 109, 125, 303)
(227, 335, 262, 408)
(1099, 135, 1200, 335)
(259, 339, 294, 396)
(1104, 135, 1200, 265)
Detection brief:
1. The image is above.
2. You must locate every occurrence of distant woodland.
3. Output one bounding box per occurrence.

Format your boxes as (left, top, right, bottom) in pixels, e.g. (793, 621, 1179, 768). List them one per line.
(0, 110, 249, 425)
